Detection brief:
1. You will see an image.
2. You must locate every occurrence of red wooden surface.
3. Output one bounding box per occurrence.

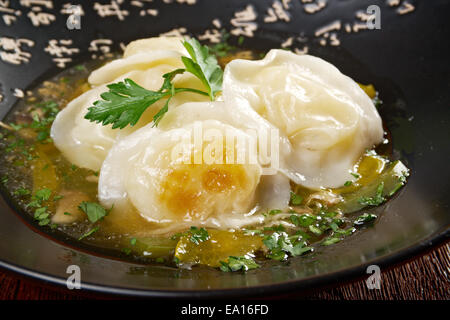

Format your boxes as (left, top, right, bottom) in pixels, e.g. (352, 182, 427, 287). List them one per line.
(0, 243, 448, 300)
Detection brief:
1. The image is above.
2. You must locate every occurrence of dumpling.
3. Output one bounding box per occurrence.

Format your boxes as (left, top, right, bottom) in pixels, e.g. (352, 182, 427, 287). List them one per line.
(123, 36, 187, 58)
(98, 102, 292, 234)
(223, 49, 384, 189)
(89, 37, 187, 86)
(51, 38, 208, 171)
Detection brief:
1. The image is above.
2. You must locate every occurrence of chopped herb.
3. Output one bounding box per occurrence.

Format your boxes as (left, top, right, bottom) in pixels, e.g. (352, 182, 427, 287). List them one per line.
(14, 187, 31, 196)
(264, 224, 286, 232)
(290, 214, 316, 227)
(188, 226, 210, 245)
(263, 232, 312, 261)
(354, 213, 377, 226)
(351, 172, 360, 179)
(74, 64, 86, 71)
(130, 238, 137, 246)
(63, 212, 72, 216)
(308, 225, 323, 236)
(122, 248, 131, 255)
(78, 226, 99, 240)
(36, 131, 48, 141)
(78, 201, 109, 223)
(268, 209, 282, 215)
(34, 188, 52, 202)
(220, 256, 259, 272)
(290, 191, 303, 205)
(243, 229, 263, 236)
(344, 180, 353, 187)
(358, 182, 385, 206)
(208, 30, 237, 57)
(322, 237, 341, 246)
(38, 218, 50, 226)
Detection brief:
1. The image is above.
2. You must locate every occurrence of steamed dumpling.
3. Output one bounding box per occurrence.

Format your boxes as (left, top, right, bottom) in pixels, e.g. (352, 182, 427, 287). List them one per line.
(223, 49, 384, 188)
(123, 36, 187, 58)
(51, 38, 208, 171)
(90, 37, 187, 86)
(98, 102, 292, 234)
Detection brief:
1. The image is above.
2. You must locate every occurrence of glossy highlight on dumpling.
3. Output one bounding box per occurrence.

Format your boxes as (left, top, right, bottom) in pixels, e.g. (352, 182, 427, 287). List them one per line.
(223, 49, 384, 189)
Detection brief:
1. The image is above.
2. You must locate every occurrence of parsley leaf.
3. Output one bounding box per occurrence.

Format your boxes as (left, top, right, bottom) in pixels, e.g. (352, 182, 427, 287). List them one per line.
(78, 201, 109, 223)
(181, 38, 223, 100)
(85, 78, 167, 129)
(84, 73, 208, 129)
(84, 38, 223, 129)
(219, 256, 260, 272)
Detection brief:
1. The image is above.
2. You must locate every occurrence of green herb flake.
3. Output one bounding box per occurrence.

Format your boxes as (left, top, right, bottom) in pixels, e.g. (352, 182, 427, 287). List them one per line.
(358, 182, 385, 206)
(34, 188, 52, 202)
(78, 201, 109, 223)
(219, 256, 259, 272)
(78, 226, 99, 241)
(188, 226, 210, 245)
(354, 213, 377, 226)
(122, 248, 132, 255)
(268, 209, 282, 215)
(290, 191, 303, 205)
(290, 214, 316, 227)
(14, 187, 31, 196)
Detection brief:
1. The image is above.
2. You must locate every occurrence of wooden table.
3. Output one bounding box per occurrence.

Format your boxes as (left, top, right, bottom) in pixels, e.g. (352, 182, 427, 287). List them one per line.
(0, 243, 448, 300)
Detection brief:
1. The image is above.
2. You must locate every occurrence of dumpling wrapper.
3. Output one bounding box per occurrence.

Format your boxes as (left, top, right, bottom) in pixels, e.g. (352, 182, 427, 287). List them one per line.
(98, 102, 292, 234)
(223, 49, 384, 189)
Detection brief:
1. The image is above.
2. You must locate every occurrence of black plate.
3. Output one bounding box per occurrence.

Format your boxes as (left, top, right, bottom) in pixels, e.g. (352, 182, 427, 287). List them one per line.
(0, 0, 449, 298)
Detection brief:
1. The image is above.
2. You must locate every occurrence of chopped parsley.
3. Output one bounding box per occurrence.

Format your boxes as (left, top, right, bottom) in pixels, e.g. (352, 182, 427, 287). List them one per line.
(354, 213, 377, 226)
(358, 182, 385, 206)
(263, 232, 312, 261)
(290, 214, 316, 227)
(290, 191, 303, 205)
(188, 226, 210, 245)
(78, 226, 99, 241)
(14, 187, 31, 196)
(220, 256, 259, 272)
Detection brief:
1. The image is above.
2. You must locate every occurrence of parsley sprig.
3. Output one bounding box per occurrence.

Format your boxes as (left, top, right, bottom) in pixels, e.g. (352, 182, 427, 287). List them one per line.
(84, 38, 223, 129)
